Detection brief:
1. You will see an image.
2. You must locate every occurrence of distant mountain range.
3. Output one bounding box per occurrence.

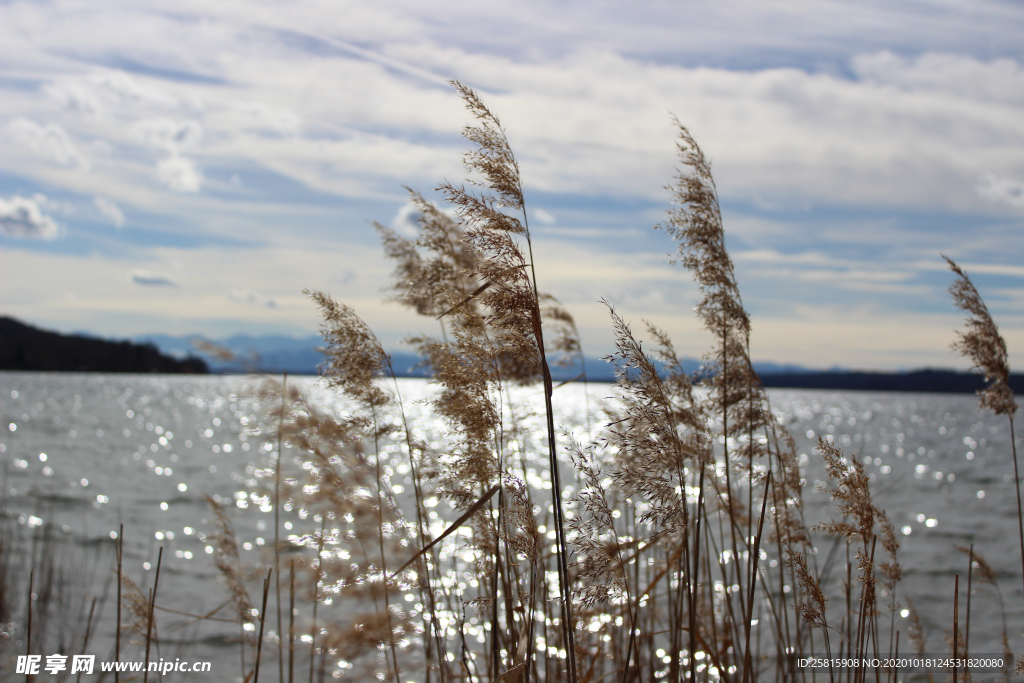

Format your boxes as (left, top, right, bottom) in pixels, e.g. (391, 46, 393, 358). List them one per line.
(133, 330, 1024, 395)
(134, 331, 818, 381)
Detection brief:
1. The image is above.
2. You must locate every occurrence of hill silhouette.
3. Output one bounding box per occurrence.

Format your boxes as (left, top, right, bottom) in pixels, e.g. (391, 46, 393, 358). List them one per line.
(0, 316, 208, 374)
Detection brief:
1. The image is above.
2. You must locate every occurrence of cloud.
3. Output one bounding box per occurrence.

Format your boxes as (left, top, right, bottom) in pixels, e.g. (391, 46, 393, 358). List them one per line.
(157, 154, 202, 192)
(387, 196, 458, 237)
(978, 172, 1024, 208)
(534, 208, 556, 224)
(93, 196, 125, 228)
(233, 101, 302, 137)
(0, 195, 61, 239)
(851, 51, 1024, 105)
(130, 270, 178, 287)
(132, 118, 203, 152)
(227, 289, 277, 307)
(389, 201, 422, 237)
(129, 118, 204, 193)
(5, 118, 89, 169)
(7, 10, 1022, 217)
(2, 3, 1023, 371)
(45, 70, 178, 116)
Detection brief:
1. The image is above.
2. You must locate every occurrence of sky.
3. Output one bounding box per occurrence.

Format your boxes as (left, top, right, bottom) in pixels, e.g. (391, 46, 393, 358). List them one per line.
(2, 0, 1023, 371)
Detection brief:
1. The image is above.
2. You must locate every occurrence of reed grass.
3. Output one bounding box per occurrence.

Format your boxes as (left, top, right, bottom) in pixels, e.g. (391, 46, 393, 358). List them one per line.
(0, 510, 119, 679)
(944, 256, 1022, 599)
(186, 81, 1021, 683)
(3, 511, 235, 680)
(2, 81, 1020, 683)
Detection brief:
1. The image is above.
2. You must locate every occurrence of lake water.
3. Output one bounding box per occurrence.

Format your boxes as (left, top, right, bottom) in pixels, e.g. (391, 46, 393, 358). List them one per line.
(0, 371, 1020, 680)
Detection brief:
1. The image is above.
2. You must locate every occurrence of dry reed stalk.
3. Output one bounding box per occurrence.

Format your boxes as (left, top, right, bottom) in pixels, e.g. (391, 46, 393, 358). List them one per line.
(813, 437, 901, 679)
(289, 559, 295, 683)
(440, 80, 577, 683)
(592, 301, 719, 680)
(953, 574, 959, 683)
(377, 188, 491, 680)
(275, 371, 287, 683)
(380, 152, 577, 682)
(254, 568, 272, 683)
(656, 115, 819, 683)
(119, 570, 155, 642)
(964, 544, 972, 671)
(388, 354, 449, 678)
(76, 596, 97, 683)
(116, 524, 122, 683)
(308, 516, 323, 683)
(302, 293, 412, 680)
(142, 546, 162, 683)
(788, 544, 833, 680)
(742, 472, 772, 683)
(204, 493, 261, 678)
(205, 495, 257, 629)
(892, 631, 900, 683)
(372, 403, 402, 683)
(944, 256, 1022, 600)
(954, 545, 1011, 677)
(377, 188, 481, 322)
(26, 567, 33, 661)
(657, 119, 750, 584)
(565, 432, 638, 681)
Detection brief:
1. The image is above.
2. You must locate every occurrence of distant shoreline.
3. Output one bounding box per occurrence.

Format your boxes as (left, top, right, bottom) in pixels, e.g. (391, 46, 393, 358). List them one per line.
(4, 315, 1020, 394)
(758, 368, 1024, 395)
(2, 366, 1019, 396)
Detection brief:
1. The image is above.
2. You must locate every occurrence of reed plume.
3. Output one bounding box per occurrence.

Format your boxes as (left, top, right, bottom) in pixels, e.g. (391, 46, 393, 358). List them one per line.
(944, 255, 1023, 598)
(657, 116, 823, 682)
(436, 80, 577, 681)
(205, 495, 257, 631)
(786, 547, 829, 643)
(905, 600, 927, 656)
(377, 188, 481, 322)
(944, 256, 1017, 417)
(117, 571, 155, 644)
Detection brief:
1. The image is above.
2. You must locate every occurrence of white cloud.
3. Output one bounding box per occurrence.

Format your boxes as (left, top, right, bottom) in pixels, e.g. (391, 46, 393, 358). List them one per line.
(93, 196, 125, 228)
(6, 10, 1023, 215)
(132, 118, 203, 152)
(227, 289, 277, 307)
(3, 2, 1024, 369)
(45, 70, 178, 117)
(6, 118, 89, 169)
(389, 201, 422, 237)
(157, 154, 203, 192)
(0, 195, 60, 239)
(233, 101, 302, 137)
(852, 51, 1024, 105)
(977, 172, 1024, 208)
(387, 195, 459, 237)
(130, 270, 178, 287)
(534, 208, 556, 224)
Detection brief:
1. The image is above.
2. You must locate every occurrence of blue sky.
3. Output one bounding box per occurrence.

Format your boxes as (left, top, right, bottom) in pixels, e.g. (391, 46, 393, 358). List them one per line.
(2, 0, 1023, 370)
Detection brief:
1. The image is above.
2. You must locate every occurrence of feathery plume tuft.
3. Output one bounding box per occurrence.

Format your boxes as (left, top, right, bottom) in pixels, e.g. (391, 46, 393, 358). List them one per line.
(658, 118, 749, 340)
(944, 255, 1017, 416)
(306, 290, 392, 409)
